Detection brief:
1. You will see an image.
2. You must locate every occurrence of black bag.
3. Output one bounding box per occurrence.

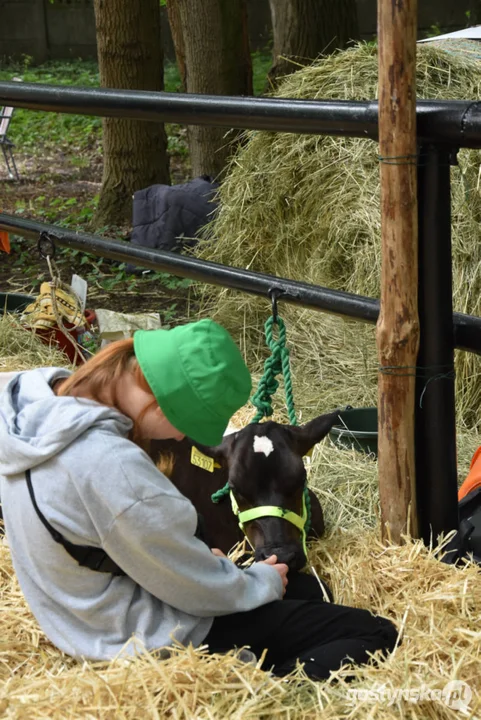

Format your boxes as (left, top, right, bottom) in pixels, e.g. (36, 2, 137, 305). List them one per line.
(441, 487, 481, 566)
(131, 176, 219, 253)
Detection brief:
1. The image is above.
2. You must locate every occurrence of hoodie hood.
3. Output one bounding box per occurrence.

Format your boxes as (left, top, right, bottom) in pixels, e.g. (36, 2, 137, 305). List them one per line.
(0, 368, 132, 478)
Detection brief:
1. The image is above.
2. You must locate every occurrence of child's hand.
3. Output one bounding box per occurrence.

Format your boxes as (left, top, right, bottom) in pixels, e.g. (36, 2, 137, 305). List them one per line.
(257, 555, 289, 595)
(211, 548, 227, 558)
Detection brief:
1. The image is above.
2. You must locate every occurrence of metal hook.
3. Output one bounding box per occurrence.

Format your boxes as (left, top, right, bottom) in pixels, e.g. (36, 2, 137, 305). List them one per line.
(37, 231, 58, 260)
(268, 287, 284, 323)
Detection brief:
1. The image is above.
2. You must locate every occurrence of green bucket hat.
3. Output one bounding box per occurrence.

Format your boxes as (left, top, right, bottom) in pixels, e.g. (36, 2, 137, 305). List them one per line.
(133, 319, 252, 446)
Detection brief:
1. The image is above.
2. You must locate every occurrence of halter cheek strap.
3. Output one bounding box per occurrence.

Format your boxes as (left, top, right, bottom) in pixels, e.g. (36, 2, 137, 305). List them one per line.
(229, 490, 308, 556)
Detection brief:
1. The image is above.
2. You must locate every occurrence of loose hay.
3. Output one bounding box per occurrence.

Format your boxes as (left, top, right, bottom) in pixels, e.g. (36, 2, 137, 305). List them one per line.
(2, 320, 481, 717)
(1, 517, 481, 718)
(0, 312, 71, 372)
(195, 40, 481, 430)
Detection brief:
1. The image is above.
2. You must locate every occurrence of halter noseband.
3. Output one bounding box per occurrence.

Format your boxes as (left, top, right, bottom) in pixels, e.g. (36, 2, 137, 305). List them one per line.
(229, 489, 309, 556)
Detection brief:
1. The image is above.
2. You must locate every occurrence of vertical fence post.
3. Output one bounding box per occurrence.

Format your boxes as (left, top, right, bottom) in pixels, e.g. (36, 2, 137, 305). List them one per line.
(415, 145, 458, 545)
(377, 0, 419, 543)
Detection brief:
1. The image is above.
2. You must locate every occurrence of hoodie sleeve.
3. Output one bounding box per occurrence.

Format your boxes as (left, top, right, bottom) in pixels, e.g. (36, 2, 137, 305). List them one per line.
(102, 489, 283, 617)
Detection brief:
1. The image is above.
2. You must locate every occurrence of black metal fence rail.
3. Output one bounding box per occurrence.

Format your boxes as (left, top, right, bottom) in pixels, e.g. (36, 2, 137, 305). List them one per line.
(1, 212, 480, 356)
(2, 81, 481, 147)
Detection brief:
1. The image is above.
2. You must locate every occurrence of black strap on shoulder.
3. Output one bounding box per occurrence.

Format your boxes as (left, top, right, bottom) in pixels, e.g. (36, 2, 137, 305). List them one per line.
(24, 469, 210, 576)
(25, 469, 126, 576)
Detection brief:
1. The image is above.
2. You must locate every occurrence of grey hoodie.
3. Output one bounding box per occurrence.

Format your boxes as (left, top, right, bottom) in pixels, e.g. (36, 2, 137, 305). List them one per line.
(0, 368, 282, 660)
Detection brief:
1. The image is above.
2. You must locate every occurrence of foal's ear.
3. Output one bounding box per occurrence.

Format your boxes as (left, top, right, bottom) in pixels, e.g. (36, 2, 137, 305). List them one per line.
(289, 410, 341, 457)
(194, 431, 237, 463)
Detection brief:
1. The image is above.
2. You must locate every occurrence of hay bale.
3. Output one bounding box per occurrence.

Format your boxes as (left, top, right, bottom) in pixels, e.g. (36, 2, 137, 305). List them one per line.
(195, 41, 481, 429)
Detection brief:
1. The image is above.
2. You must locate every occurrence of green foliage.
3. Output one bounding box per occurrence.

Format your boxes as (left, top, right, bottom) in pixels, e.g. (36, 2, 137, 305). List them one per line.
(160, 303, 179, 324)
(0, 52, 272, 156)
(1, 51, 269, 302)
(9, 227, 192, 300)
(166, 125, 189, 155)
(164, 61, 182, 91)
(150, 271, 192, 291)
(424, 22, 443, 39)
(0, 59, 186, 155)
(9, 190, 192, 299)
(13, 194, 99, 227)
(0, 60, 102, 152)
(252, 50, 272, 96)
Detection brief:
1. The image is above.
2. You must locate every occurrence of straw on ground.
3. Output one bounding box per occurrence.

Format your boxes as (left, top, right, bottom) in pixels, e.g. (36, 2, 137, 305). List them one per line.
(1, 318, 480, 718)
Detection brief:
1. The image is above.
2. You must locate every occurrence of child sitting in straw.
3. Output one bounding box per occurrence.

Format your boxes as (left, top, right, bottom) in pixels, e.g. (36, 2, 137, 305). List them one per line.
(0, 319, 397, 680)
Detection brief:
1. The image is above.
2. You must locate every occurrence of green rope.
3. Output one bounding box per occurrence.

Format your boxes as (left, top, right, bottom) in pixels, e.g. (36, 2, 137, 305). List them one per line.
(250, 315, 297, 425)
(211, 485, 229, 504)
(211, 310, 311, 535)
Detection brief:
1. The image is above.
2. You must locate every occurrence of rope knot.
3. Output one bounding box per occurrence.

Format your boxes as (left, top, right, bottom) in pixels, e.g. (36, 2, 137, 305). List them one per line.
(250, 316, 296, 425)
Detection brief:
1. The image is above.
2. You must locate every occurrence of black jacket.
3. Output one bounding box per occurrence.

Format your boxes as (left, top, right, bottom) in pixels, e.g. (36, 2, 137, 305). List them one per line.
(131, 176, 219, 252)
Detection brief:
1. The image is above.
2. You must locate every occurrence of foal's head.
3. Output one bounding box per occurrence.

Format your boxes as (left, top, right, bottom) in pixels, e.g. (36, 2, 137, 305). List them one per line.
(207, 411, 340, 571)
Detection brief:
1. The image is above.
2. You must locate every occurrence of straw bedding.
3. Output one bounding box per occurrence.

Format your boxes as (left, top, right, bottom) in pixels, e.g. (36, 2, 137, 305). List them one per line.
(1, 318, 481, 718)
(0, 312, 67, 373)
(195, 39, 481, 430)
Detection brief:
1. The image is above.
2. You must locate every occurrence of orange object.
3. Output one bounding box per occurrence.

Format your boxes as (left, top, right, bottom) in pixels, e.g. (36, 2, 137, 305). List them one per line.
(458, 446, 481, 501)
(0, 231, 10, 253)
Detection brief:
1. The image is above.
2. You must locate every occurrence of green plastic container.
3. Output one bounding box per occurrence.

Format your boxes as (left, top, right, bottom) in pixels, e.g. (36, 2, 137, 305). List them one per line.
(329, 406, 378, 457)
(0, 292, 34, 316)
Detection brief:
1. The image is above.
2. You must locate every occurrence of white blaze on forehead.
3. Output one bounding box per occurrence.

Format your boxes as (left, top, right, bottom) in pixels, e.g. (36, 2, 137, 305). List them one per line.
(253, 435, 275, 457)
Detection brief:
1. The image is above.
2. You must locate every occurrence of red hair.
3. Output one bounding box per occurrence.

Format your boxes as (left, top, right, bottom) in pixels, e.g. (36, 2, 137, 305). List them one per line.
(57, 338, 157, 441)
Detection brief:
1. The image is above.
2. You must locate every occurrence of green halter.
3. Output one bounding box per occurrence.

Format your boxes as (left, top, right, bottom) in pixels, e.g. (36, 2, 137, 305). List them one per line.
(229, 489, 309, 557)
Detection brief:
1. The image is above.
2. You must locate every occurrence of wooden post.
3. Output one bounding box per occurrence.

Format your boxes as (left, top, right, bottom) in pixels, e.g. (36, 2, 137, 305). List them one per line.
(377, 0, 419, 542)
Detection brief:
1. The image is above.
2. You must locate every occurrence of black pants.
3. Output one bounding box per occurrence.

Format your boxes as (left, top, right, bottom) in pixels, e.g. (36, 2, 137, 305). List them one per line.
(204, 573, 398, 680)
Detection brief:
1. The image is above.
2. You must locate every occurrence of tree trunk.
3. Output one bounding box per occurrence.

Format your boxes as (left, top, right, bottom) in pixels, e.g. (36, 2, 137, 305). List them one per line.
(268, 0, 360, 85)
(377, 0, 419, 543)
(166, 1, 186, 90)
(93, 0, 170, 229)
(167, 0, 252, 179)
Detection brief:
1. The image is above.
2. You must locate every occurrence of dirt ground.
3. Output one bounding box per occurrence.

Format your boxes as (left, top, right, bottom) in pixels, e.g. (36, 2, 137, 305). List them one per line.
(0, 145, 193, 321)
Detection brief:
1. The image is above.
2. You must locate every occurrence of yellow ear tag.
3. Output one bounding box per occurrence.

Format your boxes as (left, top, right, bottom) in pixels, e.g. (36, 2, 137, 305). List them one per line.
(191, 446, 221, 472)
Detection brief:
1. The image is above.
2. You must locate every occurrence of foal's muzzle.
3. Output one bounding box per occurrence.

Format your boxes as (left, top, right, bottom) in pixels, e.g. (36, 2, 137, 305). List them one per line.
(255, 543, 306, 572)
